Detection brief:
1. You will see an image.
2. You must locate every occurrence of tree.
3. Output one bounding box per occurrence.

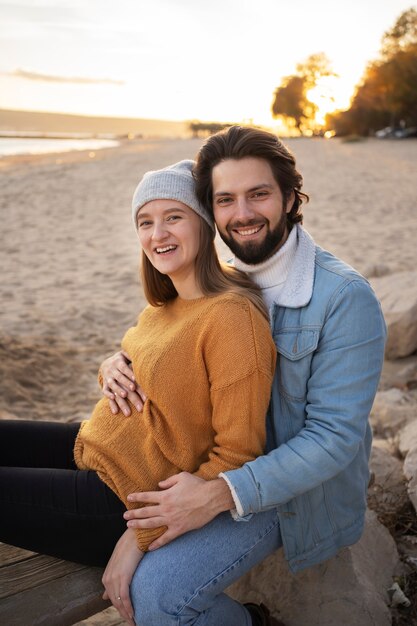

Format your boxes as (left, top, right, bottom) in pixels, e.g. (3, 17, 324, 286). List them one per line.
(326, 8, 417, 135)
(381, 7, 417, 59)
(272, 75, 309, 131)
(296, 52, 335, 89)
(272, 53, 334, 133)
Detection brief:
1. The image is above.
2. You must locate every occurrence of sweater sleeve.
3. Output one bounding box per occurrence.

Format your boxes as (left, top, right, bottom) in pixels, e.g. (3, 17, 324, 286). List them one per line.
(194, 297, 276, 480)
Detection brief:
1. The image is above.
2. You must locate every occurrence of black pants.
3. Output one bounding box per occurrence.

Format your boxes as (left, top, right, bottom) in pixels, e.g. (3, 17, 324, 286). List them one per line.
(0, 420, 126, 566)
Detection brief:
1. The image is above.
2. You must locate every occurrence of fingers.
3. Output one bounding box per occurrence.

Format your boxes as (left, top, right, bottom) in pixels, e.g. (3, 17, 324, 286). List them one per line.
(158, 475, 178, 489)
(104, 382, 132, 417)
(113, 595, 135, 626)
(126, 516, 166, 529)
(107, 376, 134, 398)
(121, 350, 133, 364)
(105, 377, 146, 414)
(105, 388, 131, 416)
(127, 490, 160, 504)
(137, 386, 147, 404)
(115, 396, 132, 417)
(101, 351, 135, 392)
(117, 372, 137, 392)
(125, 390, 145, 412)
(108, 399, 120, 415)
(124, 505, 160, 520)
(102, 583, 135, 625)
(115, 358, 136, 387)
(119, 584, 135, 626)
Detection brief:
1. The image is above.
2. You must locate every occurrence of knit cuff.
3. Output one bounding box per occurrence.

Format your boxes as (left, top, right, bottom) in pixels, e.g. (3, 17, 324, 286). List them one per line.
(135, 526, 167, 552)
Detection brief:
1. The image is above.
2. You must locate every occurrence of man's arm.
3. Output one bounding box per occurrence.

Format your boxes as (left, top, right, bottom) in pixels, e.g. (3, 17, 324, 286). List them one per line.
(221, 279, 386, 514)
(125, 279, 386, 543)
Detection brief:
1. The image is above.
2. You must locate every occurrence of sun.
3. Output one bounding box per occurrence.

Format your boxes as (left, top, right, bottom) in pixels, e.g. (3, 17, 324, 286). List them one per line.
(307, 76, 354, 125)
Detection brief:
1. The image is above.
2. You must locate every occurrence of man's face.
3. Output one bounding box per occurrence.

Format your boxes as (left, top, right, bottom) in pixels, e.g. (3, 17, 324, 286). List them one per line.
(211, 157, 294, 265)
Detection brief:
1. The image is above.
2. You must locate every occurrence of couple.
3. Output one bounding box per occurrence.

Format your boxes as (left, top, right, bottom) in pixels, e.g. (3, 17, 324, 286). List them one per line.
(0, 126, 386, 626)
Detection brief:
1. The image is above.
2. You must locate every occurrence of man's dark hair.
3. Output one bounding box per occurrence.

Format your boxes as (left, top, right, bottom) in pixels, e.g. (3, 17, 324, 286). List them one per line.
(193, 125, 308, 225)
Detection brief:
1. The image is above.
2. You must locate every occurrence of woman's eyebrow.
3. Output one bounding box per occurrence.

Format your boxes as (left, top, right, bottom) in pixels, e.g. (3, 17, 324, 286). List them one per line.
(138, 207, 187, 218)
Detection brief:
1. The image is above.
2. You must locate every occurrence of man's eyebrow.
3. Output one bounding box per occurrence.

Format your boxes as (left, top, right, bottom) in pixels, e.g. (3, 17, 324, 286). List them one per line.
(214, 184, 274, 197)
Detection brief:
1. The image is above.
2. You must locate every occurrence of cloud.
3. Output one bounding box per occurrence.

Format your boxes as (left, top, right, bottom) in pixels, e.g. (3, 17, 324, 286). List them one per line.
(6, 68, 124, 85)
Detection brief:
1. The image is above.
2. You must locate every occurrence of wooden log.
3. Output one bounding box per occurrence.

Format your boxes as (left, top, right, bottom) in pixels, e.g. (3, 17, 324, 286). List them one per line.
(0, 544, 110, 626)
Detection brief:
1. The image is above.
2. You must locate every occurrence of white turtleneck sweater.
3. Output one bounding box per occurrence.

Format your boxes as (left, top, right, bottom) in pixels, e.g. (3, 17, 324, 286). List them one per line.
(234, 225, 298, 314)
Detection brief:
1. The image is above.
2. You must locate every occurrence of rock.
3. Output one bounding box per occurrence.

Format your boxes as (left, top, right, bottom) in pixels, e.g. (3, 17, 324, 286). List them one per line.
(0, 410, 22, 421)
(370, 270, 417, 359)
(398, 419, 417, 456)
(368, 443, 408, 528)
(397, 534, 417, 562)
(370, 389, 416, 436)
(227, 510, 401, 626)
(380, 355, 417, 391)
(403, 448, 417, 513)
(398, 419, 417, 515)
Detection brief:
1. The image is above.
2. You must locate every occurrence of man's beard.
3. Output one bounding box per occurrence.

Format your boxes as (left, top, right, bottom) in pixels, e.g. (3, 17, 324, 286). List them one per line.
(218, 212, 288, 265)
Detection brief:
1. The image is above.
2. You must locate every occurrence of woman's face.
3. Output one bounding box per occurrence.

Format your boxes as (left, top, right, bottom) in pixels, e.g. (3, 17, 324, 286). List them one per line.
(137, 199, 201, 287)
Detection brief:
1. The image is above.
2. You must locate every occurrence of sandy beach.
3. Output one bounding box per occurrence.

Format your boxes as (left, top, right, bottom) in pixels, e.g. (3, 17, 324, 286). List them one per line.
(1, 136, 416, 426)
(1, 136, 417, 624)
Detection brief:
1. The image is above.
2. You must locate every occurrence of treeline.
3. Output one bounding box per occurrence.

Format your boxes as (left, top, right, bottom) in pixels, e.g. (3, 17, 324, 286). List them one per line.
(327, 8, 417, 136)
(271, 8, 417, 137)
(188, 121, 231, 138)
(188, 120, 266, 138)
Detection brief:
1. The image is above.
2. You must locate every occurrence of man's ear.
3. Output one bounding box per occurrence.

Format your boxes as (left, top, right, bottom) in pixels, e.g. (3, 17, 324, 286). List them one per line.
(286, 190, 295, 213)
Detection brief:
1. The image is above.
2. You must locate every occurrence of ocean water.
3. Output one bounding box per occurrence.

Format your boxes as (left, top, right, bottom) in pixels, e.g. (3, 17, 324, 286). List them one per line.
(0, 137, 119, 157)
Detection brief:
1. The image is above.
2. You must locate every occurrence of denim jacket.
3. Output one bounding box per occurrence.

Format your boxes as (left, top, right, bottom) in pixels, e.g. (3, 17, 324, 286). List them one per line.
(223, 226, 386, 573)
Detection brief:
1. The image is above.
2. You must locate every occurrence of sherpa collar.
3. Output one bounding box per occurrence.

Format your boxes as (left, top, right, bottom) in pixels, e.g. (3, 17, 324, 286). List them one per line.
(228, 224, 316, 309)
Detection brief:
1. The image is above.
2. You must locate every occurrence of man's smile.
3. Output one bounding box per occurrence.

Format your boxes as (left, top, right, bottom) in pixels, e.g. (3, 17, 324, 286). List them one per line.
(230, 223, 266, 240)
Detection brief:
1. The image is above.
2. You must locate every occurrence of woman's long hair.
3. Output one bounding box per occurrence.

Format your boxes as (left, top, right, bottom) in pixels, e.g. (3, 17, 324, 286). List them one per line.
(141, 219, 269, 320)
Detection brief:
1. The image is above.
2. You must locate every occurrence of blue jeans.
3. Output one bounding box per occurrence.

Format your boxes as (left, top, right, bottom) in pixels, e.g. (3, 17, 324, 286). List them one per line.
(131, 508, 282, 625)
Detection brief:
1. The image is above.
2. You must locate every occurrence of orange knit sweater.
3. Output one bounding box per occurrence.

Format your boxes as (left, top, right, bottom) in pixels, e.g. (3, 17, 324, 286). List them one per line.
(74, 292, 276, 551)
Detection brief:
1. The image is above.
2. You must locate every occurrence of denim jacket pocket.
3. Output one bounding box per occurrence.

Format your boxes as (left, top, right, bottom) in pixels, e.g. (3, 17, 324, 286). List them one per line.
(273, 329, 320, 401)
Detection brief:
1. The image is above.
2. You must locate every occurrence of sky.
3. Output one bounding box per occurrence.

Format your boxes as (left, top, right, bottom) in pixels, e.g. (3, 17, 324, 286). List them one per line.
(0, 0, 414, 126)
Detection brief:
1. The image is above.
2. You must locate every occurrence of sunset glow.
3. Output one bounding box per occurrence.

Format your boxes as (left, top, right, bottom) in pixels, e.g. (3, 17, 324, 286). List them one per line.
(307, 76, 354, 125)
(0, 0, 413, 127)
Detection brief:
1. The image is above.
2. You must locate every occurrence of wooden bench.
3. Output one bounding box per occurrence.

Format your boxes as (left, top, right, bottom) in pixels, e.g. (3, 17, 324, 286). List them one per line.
(0, 543, 110, 626)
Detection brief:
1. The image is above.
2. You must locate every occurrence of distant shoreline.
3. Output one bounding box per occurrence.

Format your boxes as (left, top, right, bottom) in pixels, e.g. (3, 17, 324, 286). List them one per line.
(0, 130, 122, 140)
(0, 136, 120, 157)
(0, 108, 190, 139)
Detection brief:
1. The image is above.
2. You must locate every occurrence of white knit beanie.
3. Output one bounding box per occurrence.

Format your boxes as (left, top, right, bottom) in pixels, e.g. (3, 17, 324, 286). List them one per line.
(132, 160, 215, 232)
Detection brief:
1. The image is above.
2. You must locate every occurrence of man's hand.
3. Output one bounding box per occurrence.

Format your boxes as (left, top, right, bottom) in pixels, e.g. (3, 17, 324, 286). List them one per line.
(102, 528, 144, 626)
(100, 350, 146, 416)
(124, 473, 235, 550)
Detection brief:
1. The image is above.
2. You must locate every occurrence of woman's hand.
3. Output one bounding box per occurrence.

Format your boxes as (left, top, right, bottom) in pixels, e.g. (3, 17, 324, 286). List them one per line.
(102, 528, 144, 625)
(100, 350, 146, 416)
